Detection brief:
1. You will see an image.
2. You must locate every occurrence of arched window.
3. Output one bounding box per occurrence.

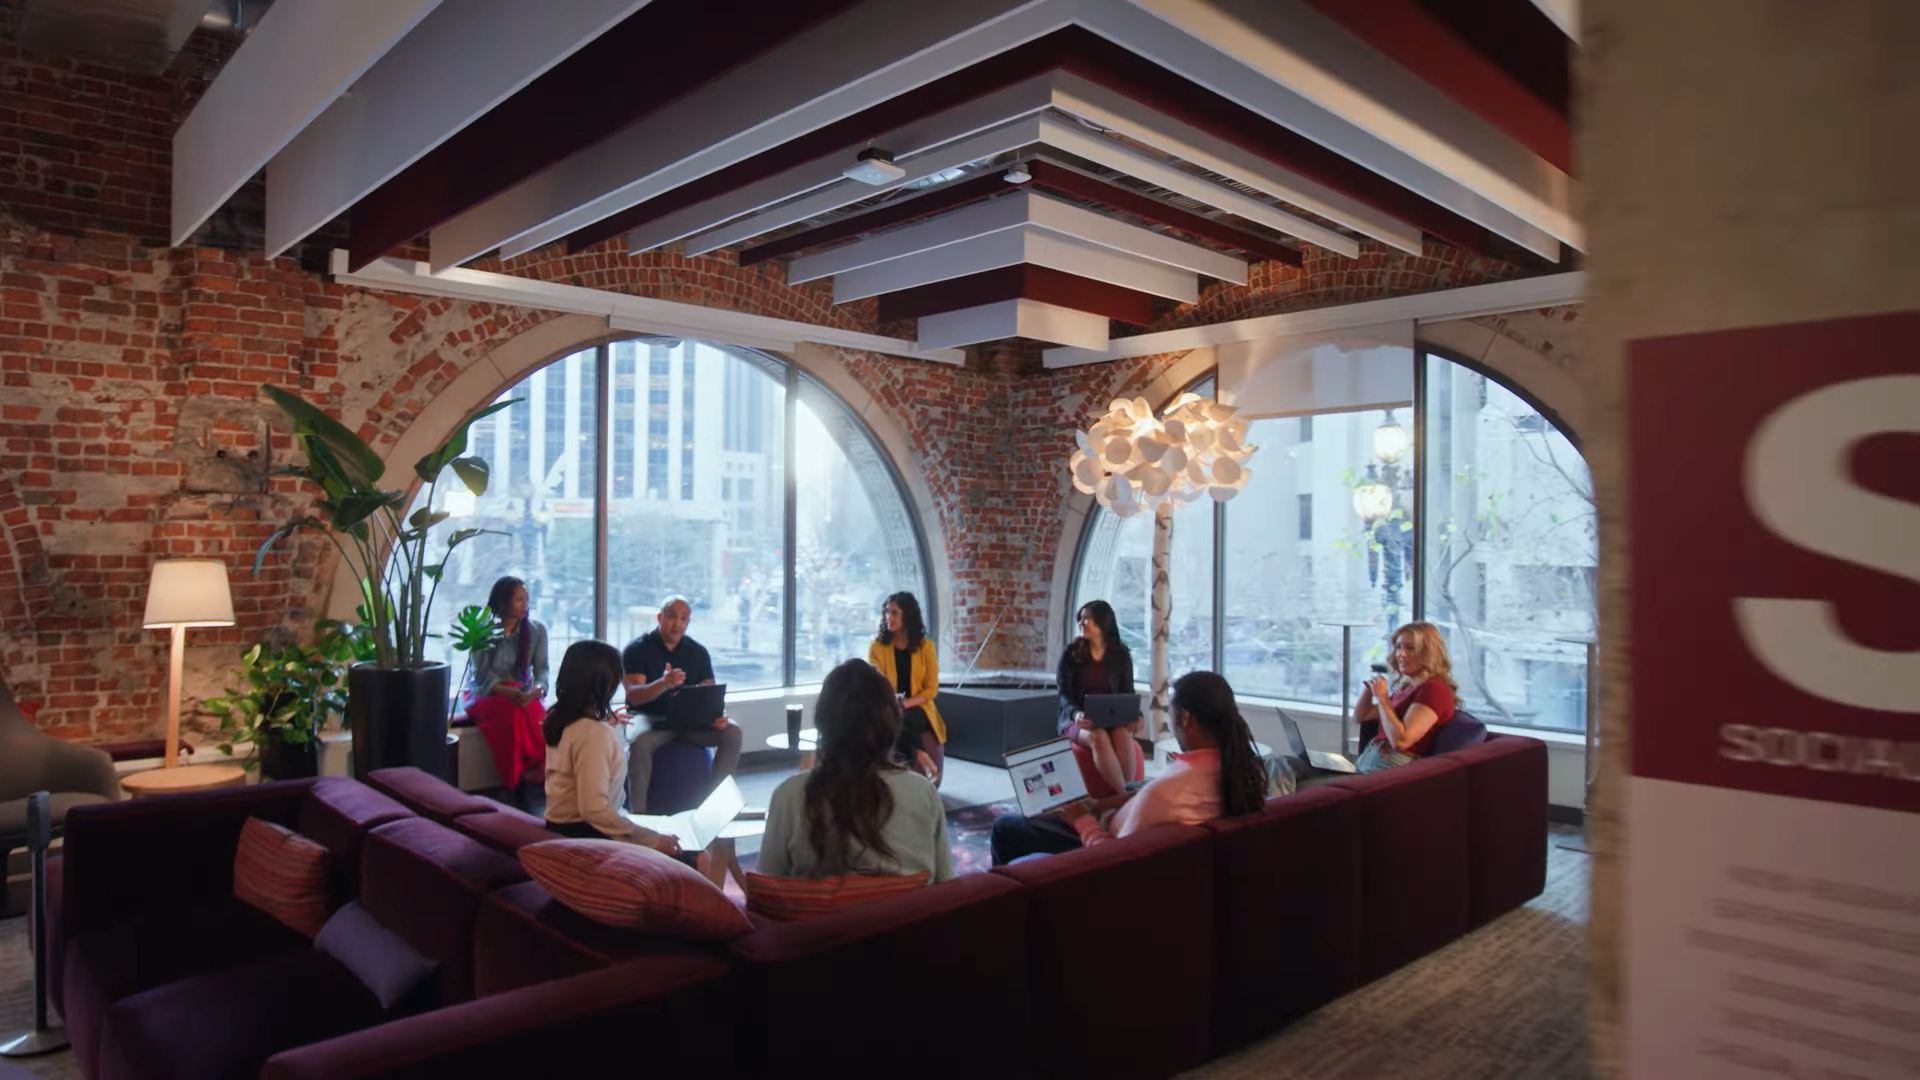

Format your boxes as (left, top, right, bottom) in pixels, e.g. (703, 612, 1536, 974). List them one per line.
(405, 337, 931, 693)
(1069, 351, 1594, 733)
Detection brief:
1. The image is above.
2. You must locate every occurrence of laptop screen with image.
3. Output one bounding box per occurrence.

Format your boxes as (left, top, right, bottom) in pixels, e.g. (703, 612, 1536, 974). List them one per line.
(1004, 738, 1088, 818)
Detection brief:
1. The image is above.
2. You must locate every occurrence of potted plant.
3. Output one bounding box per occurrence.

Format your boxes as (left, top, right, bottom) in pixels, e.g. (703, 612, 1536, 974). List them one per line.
(254, 385, 516, 778)
(205, 620, 371, 780)
(445, 603, 504, 726)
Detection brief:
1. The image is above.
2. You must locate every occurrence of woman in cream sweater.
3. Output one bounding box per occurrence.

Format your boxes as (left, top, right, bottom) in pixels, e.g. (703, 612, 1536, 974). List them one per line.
(541, 639, 682, 858)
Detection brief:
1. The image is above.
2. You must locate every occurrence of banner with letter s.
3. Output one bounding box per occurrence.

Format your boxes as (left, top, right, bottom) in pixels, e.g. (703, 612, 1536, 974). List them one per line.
(1627, 310, 1920, 1078)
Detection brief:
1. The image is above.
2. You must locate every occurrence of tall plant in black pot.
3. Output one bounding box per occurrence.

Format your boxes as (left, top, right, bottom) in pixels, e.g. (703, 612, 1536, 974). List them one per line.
(256, 385, 517, 778)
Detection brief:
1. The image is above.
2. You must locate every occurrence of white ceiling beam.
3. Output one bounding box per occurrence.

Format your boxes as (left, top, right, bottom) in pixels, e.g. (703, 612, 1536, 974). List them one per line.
(830, 226, 1199, 303)
(431, 0, 1076, 268)
(1048, 73, 1423, 255)
(788, 188, 1245, 284)
(682, 114, 1044, 257)
(918, 299, 1110, 349)
(328, 251, 964, 365)
(172, 0, 442, 246)
(264, 0, 651, 257)
(1026, 190, 1247, 282)
(624, 73, 1058, 256)
(787, 193, 1032, 283)
(1033, 116, 1362, 258)
(1041, 270, 1587, 366)
(1080, 0, 1570, 258)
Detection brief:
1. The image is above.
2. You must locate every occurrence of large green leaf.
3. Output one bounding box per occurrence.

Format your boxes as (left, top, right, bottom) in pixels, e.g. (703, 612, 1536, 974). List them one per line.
(262, 385, 385, 488)
(255, 516, 322, 572)
(321, 491, 403, 532)
(414, 399, 519, 483)
(448, 456, 490, 496)
(408, 507, 451, 530)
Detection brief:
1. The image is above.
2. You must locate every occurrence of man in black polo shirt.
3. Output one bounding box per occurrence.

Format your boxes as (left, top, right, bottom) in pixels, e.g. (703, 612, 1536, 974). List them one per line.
(621, 595, 743, 812)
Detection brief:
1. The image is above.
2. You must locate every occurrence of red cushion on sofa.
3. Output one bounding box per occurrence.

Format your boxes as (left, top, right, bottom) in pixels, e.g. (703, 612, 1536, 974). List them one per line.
(232, 817, 333, 937)
(743, 871, 930, 921)
(518, 840, 752, 941)
(474, 881, 722, 996)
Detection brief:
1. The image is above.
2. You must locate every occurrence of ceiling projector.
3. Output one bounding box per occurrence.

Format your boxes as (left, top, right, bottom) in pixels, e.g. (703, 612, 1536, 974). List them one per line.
(844, 147, 906, 185)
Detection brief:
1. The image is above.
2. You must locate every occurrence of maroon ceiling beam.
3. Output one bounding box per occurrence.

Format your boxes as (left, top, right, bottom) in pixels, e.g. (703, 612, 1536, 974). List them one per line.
(1414, 0, 1571, 118)
(564, 28, 1509, 262)
(345, 0, 861, 271)
(741, 158, 1303, 268)
(1303, 0, 1571, 172)
(875, 264, 1159, 325)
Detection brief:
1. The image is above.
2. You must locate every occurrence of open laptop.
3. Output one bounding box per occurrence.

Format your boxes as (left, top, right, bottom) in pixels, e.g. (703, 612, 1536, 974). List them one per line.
(1004, 738, 1089, 818)
(1082, 692, 1143, 729)
(1278, 710, 1357, 774)
(625, 774, 746, 852)
(654, 683, 727, 732)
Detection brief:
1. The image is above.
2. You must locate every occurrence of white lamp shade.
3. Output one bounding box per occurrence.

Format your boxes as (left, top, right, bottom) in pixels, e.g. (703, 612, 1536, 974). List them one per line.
(143, 559, 235, 628)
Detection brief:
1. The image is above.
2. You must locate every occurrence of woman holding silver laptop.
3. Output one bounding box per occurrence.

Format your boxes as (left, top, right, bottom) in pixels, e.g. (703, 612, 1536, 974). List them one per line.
(1056, 600, 1142, 794)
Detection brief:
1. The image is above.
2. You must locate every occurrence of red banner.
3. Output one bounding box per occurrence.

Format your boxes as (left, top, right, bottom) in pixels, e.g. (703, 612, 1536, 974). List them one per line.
(1629, 310, 1920, 815)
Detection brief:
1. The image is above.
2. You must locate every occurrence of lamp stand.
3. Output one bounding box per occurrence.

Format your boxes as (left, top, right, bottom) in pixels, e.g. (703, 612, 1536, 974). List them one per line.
(1148, 501, 1173, 743)
(164, 622, 186, 768)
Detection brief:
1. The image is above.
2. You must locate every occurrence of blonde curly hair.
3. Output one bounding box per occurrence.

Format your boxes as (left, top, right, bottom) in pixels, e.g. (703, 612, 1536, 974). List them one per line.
(1390, 621, 1457, 689)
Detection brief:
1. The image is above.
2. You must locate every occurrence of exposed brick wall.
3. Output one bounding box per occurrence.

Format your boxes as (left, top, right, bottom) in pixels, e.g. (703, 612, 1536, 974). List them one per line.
(0, 17, 1538, 741)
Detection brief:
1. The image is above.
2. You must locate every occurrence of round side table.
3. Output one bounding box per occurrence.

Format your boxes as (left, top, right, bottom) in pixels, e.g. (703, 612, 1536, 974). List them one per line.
(119, 763, 247, 798)
(763, 729, 819, 770)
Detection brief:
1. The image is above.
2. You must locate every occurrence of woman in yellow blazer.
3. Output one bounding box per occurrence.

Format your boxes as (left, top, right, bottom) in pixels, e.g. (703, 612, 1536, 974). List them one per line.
(867, 592, 942, 785)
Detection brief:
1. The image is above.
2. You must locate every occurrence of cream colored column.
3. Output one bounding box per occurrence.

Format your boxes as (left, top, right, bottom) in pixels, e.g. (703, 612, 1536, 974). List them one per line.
(1581, 2, 1920, 1075)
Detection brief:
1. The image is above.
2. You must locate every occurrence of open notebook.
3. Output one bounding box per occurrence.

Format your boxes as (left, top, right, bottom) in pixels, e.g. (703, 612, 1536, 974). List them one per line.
(624, 775, 746, 851)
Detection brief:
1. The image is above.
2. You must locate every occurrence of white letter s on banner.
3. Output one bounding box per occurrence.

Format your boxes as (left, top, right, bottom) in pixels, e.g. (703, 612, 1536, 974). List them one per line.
(1734, 375, 1920, 712)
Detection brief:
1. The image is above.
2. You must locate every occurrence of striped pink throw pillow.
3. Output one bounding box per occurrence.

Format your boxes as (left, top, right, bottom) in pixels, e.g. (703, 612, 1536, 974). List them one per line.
(232, 817, 332, 937)
(744, 871, 931, 922)
(518, 839, 752, 941)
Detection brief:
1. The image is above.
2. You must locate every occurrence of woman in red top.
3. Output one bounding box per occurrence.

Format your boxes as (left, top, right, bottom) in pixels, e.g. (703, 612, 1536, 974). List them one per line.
(1352, 621, 1457, 773)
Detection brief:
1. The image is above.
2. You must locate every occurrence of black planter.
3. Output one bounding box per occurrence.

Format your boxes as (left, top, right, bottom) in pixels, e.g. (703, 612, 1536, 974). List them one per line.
(347, 663, 451, 779)
(259, 732, 320, 781)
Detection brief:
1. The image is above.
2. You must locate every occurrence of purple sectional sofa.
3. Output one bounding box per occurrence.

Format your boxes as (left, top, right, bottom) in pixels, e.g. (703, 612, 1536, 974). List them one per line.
(54, 735, 1549, 1079)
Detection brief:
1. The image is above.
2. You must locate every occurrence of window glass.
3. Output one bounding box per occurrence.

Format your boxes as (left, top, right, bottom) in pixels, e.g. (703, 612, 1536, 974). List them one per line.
(1421, 354, 1595, 732)
(793, 377, 932, 684)
(1221, 407, 1411, 705)
(412, 347, 600, 681)
(607, 341, 784, 691)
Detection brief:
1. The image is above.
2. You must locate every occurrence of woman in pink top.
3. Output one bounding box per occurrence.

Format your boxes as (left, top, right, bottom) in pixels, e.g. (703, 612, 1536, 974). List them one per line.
(990, 671, 1269, 864)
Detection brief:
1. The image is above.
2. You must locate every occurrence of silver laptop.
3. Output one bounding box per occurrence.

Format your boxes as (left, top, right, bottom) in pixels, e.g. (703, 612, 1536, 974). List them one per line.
(624, 775, 746, 851)
(1278, 710, 1357, 774)
(1004, 738, 1090, 818)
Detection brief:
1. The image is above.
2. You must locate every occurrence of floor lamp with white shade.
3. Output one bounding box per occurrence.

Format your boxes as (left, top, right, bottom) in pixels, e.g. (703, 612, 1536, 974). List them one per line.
(142, 558, 235, 769)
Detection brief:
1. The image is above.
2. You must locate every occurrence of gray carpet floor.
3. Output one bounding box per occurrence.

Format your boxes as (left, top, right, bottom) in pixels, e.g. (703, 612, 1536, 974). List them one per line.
(0, 826, 1590, 1079)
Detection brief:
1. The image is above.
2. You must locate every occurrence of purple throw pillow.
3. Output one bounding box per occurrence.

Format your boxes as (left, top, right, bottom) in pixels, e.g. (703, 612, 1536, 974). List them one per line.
(314, 900, 438, 1014)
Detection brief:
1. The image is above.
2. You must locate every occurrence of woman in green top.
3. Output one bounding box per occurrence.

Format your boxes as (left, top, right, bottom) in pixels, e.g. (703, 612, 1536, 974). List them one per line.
(759, 659, 952, 883)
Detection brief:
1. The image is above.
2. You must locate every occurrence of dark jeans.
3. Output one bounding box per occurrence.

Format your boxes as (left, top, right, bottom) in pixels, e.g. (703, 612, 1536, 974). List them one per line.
(545, 818, 702, 870)
(989, 813, 1084, 866)
(895, 706, 931, 765)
